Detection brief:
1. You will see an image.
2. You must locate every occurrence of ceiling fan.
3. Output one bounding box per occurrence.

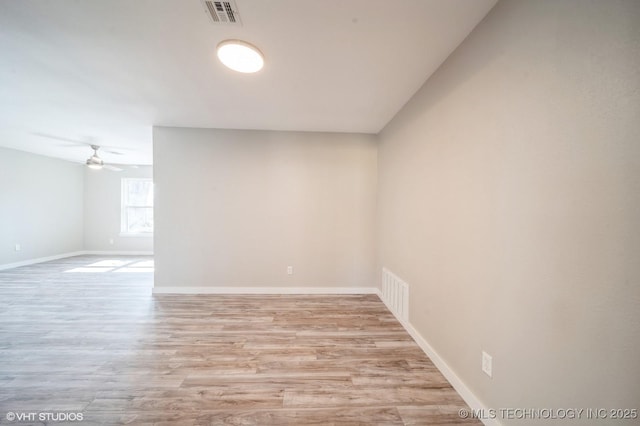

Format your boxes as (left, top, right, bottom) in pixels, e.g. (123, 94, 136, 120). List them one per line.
(86, 145, 123, 171)
(32, 132, 131, 170)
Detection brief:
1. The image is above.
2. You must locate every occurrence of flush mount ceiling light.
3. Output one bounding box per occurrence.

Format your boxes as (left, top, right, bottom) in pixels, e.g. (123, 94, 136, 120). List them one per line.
(216, 40, 264, 73)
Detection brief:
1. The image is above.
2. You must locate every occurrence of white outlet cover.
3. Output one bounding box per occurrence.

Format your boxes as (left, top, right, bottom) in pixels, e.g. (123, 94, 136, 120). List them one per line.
(287, 266, 293, 275)
(482, 351, 492, 377)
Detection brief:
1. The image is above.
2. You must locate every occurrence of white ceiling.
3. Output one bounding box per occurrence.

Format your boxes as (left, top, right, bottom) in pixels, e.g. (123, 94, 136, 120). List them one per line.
(0, 0, 496, 165)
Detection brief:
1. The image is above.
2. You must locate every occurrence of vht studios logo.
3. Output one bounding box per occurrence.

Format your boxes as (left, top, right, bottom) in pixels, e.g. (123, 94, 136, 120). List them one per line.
(5, 412, 84, 422)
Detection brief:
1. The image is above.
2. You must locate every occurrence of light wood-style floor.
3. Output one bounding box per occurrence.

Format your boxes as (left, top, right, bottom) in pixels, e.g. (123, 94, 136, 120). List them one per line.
(0, 255, 479, 425)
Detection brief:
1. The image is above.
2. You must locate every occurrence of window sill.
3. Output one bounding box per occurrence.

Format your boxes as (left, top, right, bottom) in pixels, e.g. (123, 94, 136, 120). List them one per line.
(119, 233, 154, 238)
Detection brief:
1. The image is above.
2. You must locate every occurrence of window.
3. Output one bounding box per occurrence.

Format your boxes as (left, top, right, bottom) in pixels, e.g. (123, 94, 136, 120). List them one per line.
(121, 178, 154, 235)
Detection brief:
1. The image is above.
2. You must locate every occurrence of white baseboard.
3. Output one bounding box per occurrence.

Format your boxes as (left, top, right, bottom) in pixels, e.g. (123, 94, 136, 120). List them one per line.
(375, 289, 500, 426)
(0, 251, 86, 271)
(83, 250, 154, 255)
(153, 286, 378, 295)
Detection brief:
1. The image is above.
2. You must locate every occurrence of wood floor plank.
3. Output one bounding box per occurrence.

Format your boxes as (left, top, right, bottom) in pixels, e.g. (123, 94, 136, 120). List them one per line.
(0, 255, 480, 424)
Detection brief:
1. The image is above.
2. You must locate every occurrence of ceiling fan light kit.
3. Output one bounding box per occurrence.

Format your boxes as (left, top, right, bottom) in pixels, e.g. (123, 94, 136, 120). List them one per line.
(86, 158, 103, 170)
(85, 145, 123, 171)
(86, 145, 104, 169)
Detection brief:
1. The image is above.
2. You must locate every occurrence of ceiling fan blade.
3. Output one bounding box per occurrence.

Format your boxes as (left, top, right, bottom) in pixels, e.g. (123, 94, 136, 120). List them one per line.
(33, 132, 88, 145)
(101, 145, 133, 152)
(103, 164, 123, 172)
(59, 143, 88, 147)
(33, 132, 134, 152)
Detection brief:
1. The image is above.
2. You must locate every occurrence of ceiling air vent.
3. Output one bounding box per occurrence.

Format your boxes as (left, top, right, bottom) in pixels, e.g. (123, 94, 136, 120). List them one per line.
(200, 0, 242, 25)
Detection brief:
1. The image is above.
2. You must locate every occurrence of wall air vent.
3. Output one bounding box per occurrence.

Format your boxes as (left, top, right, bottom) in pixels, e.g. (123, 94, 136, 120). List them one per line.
(200, 0, 242, 26)
(381, 268, 409, 323)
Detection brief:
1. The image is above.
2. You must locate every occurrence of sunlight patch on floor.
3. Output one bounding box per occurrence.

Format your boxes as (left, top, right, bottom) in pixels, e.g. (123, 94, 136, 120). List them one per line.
(65, 267, 115, 273)
(65, 259, 154, 273)
(88, 260, 131, 267)
(114, 267, 154, 273)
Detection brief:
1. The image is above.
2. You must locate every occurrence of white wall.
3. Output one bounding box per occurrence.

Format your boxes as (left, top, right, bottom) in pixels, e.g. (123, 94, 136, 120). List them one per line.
(377, 0, 640, 420)
(0, 147, 84, 266)
(83, 165, 153, 252)
(153, 127, 377, 290)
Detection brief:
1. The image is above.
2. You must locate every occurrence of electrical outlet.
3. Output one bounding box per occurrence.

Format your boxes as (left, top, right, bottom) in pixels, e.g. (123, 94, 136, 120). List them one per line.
(482, 351, 493, 378)
(109, 238, 114, 245)
(14, 243, 21, 251)
(287, 266, 293, 275)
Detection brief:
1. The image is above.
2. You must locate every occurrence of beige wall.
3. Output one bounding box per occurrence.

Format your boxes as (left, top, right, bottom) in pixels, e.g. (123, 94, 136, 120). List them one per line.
(0, 147, 84, 266)
(83, 165, 153, 252)
(153, 127, 377, 289)
(377, 0, 640, 420)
